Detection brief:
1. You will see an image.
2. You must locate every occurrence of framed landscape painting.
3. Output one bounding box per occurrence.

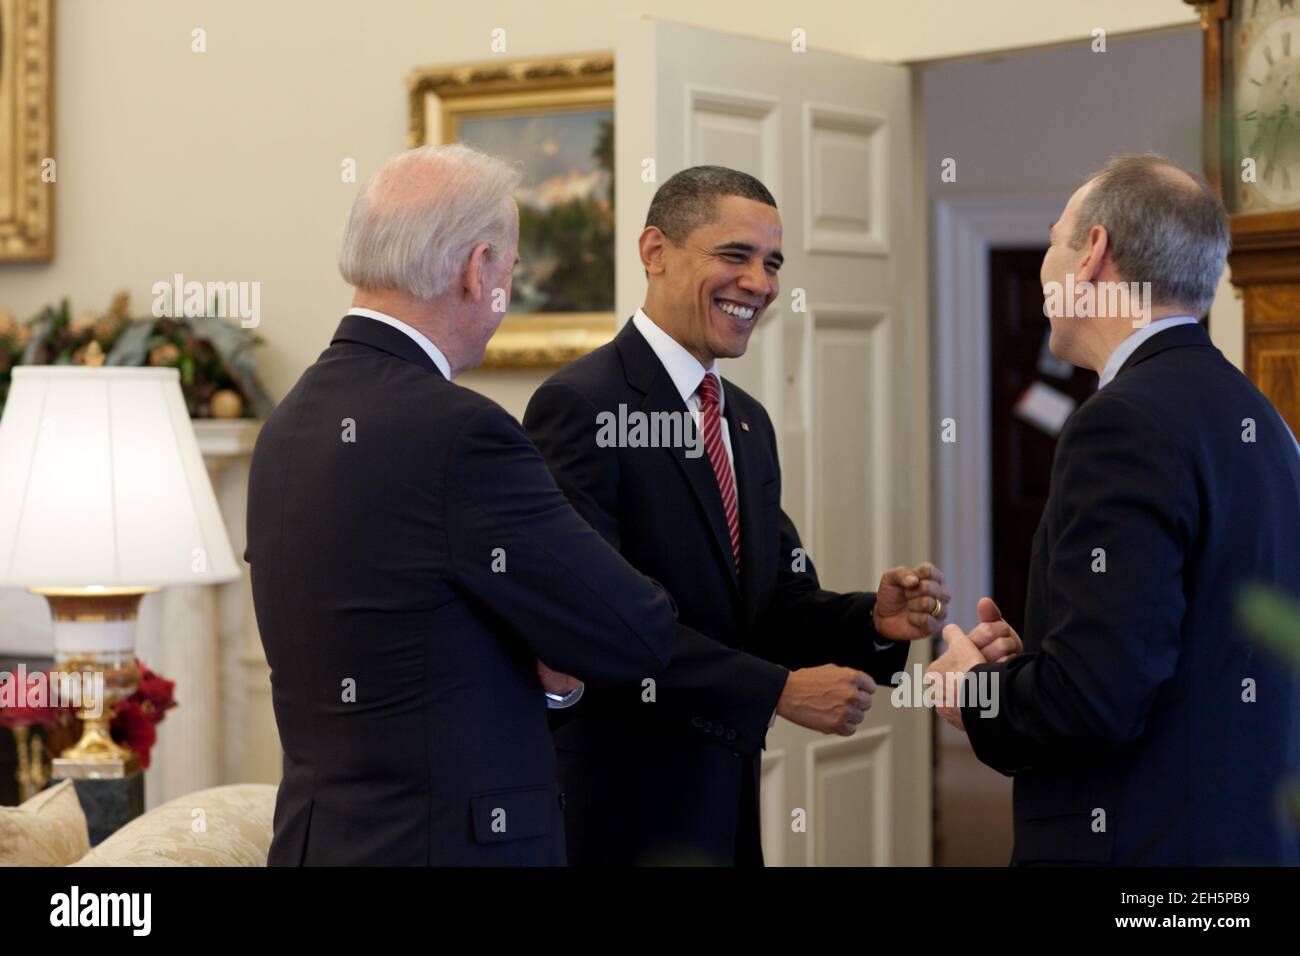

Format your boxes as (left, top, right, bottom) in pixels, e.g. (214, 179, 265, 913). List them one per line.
(409, 54, 616, 368)
(0, 0, 54, 261)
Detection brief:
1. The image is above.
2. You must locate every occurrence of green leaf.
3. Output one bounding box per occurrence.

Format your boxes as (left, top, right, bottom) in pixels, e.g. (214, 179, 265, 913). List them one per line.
(1237, 583, 1300, 668)
(1282, 777, 1300, 826)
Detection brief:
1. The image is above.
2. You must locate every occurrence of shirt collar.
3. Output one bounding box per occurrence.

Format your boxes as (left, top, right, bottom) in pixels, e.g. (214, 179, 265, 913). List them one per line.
(1097, 315, 1199, 390)
(348, 307, 452, 381)
(631, 308, 723, 410)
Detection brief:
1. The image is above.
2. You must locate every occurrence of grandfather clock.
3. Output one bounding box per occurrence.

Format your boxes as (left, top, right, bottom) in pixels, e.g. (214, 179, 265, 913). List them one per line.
(1189, 0, 1300, 432)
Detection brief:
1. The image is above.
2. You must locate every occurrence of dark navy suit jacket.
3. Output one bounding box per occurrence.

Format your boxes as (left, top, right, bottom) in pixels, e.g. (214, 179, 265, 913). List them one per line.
(246, 315, 675, 865)
(963, 323, 1300, 865)
(524, 320, 908, 865)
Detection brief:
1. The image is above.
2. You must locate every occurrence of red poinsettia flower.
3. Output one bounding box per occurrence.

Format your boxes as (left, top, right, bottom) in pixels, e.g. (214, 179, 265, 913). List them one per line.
(0, 702, 63, 729)
(110, 698, 159, 769)
(4, 658, 177, 768)
(0, 669, 65, 728)
(134, 663, 176, 715)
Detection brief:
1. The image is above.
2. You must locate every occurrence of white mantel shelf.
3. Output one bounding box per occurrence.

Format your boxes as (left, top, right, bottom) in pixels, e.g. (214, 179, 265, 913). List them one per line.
(192, 418, 262, 457)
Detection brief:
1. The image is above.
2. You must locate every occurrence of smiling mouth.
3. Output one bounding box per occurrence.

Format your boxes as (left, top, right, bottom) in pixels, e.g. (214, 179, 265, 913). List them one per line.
(713, 297, 759, 322)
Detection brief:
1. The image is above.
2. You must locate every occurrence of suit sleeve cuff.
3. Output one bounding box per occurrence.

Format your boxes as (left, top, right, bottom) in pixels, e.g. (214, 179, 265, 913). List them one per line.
(961, 660, 1032, 776)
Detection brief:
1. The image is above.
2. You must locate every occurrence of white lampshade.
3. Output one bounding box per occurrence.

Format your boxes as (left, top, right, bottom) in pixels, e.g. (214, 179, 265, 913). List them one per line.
(0, 366, 239, 589)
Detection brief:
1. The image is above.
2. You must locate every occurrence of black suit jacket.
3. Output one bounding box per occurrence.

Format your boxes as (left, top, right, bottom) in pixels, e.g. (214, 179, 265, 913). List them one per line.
(962, 323, 1300, 865)
(523, 319, 908, 865)
(246, 314, 675, 866)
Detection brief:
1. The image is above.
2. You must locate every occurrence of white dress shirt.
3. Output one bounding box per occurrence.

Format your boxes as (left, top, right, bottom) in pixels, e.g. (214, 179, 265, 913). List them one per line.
(349, 307, 452, 381)
(632, 308, 736, 480)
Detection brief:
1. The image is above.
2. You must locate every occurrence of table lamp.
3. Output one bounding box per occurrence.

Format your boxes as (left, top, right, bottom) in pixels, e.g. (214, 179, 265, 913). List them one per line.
(0, 367, 239, 778)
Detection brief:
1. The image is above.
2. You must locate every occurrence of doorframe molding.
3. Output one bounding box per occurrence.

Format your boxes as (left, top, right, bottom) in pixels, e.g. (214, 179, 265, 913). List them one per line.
(931, 195, 1067, 637)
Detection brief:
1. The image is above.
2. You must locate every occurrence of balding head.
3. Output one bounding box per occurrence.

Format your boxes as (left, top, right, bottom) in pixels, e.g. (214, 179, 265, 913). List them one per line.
(338, 144, 523, 377)
(339, 144, 521, 301)
(1068, 154, 1229, 316)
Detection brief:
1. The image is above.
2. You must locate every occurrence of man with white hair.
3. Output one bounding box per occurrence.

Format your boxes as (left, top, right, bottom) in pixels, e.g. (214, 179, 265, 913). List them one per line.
(246, 144, 675, 866)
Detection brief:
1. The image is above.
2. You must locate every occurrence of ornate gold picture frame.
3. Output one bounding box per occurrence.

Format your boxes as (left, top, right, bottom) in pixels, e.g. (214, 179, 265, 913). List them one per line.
(408, 53, 616, 369)
(0, 0, 53, 261)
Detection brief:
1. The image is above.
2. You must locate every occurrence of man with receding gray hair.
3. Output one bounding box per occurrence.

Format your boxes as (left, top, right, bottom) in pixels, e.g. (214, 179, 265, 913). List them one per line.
(246, 144, 676, 865)
(929, 154, 1300, 865)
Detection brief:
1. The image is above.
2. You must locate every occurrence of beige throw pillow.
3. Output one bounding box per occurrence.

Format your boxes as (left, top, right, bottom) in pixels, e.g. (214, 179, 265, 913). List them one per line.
(0, 779, 91, 866)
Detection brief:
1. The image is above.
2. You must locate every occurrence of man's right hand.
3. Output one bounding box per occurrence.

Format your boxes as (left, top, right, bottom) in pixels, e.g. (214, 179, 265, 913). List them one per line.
(966, 597, 1022, 663)
(536, 659, 582, 697)
(775, 664, 875, 736)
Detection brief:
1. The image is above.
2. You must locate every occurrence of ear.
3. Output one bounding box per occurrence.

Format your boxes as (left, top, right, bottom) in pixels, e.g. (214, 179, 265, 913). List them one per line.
(638, 227, 669, 276)
(462, 242, 493, 303)
(1076, 224, 1109, 284)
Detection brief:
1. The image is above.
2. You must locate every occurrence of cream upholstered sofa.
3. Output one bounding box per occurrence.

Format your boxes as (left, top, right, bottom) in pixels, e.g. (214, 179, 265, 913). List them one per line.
(0, 779, 276, 866)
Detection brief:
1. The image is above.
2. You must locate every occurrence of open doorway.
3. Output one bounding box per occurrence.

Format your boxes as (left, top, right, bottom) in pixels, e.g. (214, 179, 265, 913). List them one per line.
(935, 245, 1097, 866)
(922, 25, 1203, 865)
(988, 248, 1097, 636)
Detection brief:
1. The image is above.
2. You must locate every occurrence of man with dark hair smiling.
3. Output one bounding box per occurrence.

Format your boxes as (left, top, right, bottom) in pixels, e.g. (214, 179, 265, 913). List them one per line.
(523, 166, 1009, 865)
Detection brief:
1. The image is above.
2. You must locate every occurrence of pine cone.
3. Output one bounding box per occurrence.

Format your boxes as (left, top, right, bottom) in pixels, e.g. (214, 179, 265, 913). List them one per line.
(149, 343, 181, 366)
(93, 312, 125, 346)
(69, 312, 98, 335)
(74, 341, 107, 368)
(105, 290, 130, 323)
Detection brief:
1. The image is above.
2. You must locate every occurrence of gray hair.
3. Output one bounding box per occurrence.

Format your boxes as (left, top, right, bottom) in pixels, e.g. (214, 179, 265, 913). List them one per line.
(1069, 154, 1229, 315)
(339, 144, 522, 301)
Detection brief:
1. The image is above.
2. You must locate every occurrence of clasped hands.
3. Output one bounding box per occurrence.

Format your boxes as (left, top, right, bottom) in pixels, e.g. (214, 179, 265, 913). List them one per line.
(777, 563, 955, 736)
(534, 562, 955, 722)
(780, 581, 1023, 738)
(535, 565, 1024, 738)
(924, 597, 1021, 732)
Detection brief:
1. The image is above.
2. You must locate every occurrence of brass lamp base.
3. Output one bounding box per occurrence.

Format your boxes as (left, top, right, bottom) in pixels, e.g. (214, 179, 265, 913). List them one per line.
(53, 711, 140, 779)
(52, 756, 139, 780)
(30, 587, 153, 780)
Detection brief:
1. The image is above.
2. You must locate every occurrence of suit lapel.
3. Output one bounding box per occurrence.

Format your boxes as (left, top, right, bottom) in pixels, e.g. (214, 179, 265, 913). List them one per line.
(616, 321, 741, 597)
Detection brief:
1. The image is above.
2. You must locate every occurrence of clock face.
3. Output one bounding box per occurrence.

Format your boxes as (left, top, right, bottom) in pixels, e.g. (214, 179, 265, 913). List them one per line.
(1233, 2, 1300, 211)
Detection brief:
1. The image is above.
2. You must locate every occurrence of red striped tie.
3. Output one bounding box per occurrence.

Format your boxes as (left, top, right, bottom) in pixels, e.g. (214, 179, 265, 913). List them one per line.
(696, 372, 740, 573)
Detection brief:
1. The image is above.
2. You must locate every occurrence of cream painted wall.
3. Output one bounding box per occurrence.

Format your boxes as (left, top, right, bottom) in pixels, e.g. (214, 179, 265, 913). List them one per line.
(1, 0, 1200, 412)
(872, 0, 1197, 63)
(1211, 272, 1245, 370)
(571, 0, 1199, 66)
(6, 0, 626, 407)
(921, 27, 1245, 369)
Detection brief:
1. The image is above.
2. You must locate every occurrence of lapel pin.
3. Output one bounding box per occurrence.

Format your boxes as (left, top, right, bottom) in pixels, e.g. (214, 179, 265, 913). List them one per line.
(740, 421, 750, 432)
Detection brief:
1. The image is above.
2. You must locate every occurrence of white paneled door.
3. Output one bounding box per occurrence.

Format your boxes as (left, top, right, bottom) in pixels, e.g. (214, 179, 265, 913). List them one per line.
(615, 16, 929, 865)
